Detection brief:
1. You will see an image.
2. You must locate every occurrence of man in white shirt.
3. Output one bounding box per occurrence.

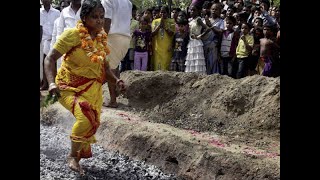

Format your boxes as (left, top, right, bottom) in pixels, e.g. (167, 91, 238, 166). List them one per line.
(50, 0, 70, 72)
(101, 0, 132, 108)
(40, 0, 60, 90)
(56, 0, 81, 39)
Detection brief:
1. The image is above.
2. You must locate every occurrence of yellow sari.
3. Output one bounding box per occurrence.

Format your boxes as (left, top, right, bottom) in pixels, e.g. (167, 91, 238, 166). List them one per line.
(53, 28, 107, 158)
(151, 18, 175, 71)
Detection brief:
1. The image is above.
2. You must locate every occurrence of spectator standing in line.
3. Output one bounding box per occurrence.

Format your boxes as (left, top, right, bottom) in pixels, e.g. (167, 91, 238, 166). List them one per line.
(143, 8, 153, 25)
(204, 2, 225, 74)
(248, 17, 264, 76)
(132, 17, 152, 71)
(151, 6, 175, 71)
(220, 16, 239, 77)
(152, 6, 161, 20)
(120, 4, 139, 73)
(56, 0, 82, 38)
(171, 7, 181, 23)
(259, 0, 276, 26)
(235, 22, 254, 79)
(54, 0, 82, 74)
(170, 16, 189, 72)
(175, 10, 189, 37)
(256, 24, 279, 77)
(50, 0, 70, 72)
(40, 0, 61, 90)
(185, 3, 208, 74)
(101, 0, 132, 108)
(142, 8, 154, 71)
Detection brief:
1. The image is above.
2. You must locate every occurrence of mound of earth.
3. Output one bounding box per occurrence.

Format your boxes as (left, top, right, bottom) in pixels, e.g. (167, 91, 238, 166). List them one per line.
(117, 70, 280, 142)
(41, 70, 280, 180)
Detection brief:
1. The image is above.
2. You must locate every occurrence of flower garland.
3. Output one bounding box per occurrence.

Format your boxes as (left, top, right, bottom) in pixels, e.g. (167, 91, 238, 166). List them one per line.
(76, 20, 110, 63)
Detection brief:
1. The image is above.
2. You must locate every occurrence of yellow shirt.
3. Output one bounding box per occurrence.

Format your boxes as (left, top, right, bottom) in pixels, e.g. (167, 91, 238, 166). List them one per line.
(53, 28, 107, 82)
(151, 18, 175, 70)
(236, 34, 254, 58)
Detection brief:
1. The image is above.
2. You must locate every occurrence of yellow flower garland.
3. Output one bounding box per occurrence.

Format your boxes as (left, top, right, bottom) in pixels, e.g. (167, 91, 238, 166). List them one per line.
(76, 20, 110, 63)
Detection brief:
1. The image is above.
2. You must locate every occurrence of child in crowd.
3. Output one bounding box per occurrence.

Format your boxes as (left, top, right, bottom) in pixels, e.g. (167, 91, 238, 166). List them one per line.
(248, 17, 263, 75)
(256, 24, 279, 77)
(175, 10, 189, 33)
(220, 9, 227, 19)
(185, 3, 209, 74)
(220, 16, 240, 77)
(120, 4, 139, 72)
(235, 22, 254, 79)
(170, 16, 189, 72)
(132, 17, 152, 71)
(250, 17, 263, 34)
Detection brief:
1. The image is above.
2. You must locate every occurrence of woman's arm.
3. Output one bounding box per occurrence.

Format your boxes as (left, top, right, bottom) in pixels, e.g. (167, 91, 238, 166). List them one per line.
(151, 24, 161, 37)
(44, 49, 62, 84)
(196, 18, 210, 39)
(44, 49, 63, 95)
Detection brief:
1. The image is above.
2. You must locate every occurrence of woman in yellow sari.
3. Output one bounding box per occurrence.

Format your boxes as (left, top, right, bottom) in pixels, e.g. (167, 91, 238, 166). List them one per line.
(44, 0, 125, 175)
(151, 6, 175, 71)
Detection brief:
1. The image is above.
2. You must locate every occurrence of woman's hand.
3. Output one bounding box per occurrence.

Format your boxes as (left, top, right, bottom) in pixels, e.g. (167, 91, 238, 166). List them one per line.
(48, 83, 61, 98)
(240, 35, 246, 41)
(160, 18, 164, 27)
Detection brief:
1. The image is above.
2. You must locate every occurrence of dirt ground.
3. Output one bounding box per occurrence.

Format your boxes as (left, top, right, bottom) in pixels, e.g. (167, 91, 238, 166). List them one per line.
(115, 70, 279, 143)
(102, 70, 280, 179)
(41, 70, 280, 179)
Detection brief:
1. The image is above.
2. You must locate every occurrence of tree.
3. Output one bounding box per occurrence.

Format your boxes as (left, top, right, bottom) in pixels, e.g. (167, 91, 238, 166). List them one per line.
(131, 0, 191, 10)
(272, 0, 280, 7)
(52, 0, 60, 6)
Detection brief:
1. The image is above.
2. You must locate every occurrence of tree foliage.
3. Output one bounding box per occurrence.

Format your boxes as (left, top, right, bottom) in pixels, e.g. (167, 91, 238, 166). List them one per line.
(131, 0, 191, 11)
(52, 0, 60, 6)
(272, 0, 280, 7)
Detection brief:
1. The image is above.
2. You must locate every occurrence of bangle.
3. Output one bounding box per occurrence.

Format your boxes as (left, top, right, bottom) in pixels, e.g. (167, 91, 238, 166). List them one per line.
(49, 83, 56, 88)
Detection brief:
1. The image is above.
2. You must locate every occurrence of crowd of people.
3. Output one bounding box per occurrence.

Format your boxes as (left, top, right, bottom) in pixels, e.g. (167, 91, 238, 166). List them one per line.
(123, 0, 280, 78)
(40, 0, 280, 176)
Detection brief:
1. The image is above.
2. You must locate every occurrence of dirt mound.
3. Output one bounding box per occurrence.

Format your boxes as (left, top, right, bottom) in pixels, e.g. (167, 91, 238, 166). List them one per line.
(119, 71, 280, 141)
(41, 71, 280, 179)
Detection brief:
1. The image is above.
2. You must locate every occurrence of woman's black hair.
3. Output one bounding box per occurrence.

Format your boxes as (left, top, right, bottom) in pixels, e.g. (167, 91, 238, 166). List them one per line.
(176, 13, 188, 25)
(80, 0, 104, 21)
(225, 16, 236, 25)
(202, 1, 213, 9)
(241, 22, 252, 29)
(172, 7, 181, 12)
(160, 6, 169, 13)
(145, 8, 153, 13)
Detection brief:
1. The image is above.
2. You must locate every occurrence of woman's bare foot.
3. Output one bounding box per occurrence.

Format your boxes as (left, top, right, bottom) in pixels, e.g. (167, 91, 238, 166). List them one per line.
(67, 156, 84, 175)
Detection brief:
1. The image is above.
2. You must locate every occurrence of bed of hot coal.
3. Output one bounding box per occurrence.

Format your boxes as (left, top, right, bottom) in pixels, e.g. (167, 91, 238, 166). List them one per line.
(40, 123, 177, 180)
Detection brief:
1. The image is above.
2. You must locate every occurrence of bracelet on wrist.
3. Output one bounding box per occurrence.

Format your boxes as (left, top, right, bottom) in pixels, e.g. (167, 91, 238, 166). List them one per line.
(49, 83, 56, 87)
